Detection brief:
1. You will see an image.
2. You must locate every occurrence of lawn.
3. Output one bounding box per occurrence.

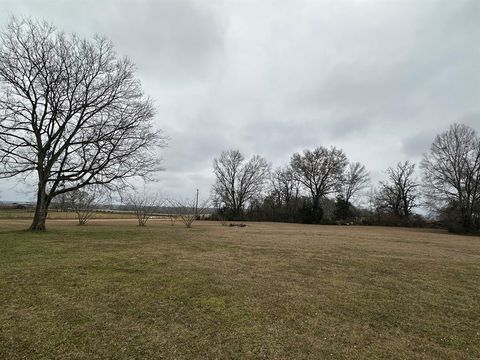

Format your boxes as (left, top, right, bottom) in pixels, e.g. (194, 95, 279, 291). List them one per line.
(0, 220, 479, 359)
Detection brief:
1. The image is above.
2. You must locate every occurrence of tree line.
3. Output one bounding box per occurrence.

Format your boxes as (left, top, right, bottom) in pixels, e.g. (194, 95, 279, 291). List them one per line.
(211, 123, 480, 234)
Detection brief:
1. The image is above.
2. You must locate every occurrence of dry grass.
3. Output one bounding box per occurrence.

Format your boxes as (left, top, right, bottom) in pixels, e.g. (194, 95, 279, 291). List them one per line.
(0, 209, 137, 220)
(0, 220, 479, 359)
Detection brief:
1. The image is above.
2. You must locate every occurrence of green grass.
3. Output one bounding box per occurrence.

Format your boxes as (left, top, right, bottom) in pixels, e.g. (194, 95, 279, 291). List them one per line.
(0, 220, 479, 359)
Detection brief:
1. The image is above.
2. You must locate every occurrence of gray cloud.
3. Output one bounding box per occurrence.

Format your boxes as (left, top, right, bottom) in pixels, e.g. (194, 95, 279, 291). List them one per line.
(401, 131, 436, 157)
(0, 0, 479, 202)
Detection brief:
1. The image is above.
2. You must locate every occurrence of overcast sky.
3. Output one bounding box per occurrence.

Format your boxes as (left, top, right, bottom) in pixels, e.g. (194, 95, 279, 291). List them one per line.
(0, 0, 479, 203)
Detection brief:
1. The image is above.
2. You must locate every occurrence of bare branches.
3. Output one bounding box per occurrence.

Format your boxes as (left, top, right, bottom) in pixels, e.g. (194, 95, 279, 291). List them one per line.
(212, 150, 270, 217)
(170, 197, 210, 228)
(269, 166, 300, 208)
(70, 189, 99, 225)
(341, 162, 370, 204)
(290, 146, 348, 216)
(376, 161, 419, 218)
(421, 123, 480, 231)
(123, 190, 163, 227)
(50, 187, 104, 224)
(0, 18, 167, 230)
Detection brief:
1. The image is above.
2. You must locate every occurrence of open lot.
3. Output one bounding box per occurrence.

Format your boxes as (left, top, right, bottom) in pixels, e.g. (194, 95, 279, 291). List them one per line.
(0, 220, 479, 359)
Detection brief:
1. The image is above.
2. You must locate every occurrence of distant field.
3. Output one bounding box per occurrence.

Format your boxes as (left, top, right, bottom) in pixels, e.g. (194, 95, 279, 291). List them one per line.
(0, 209, 137, 219)
(0, 220, 479, 359)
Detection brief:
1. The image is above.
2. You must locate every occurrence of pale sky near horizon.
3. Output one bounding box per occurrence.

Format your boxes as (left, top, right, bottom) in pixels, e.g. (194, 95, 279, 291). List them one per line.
(0, 0, 479, 204)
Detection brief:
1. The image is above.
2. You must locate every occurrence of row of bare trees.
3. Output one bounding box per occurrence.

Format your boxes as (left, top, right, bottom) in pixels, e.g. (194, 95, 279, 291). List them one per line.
(212, 147, 371, 224)
(123, 190, 209, 228)
(212, 123, 480, 233)
(372, 123, 479, 233)
(52, 188, 210, 228)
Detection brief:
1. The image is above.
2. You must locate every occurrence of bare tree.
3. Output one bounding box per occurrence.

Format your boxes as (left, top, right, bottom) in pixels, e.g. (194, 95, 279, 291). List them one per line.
(340, 162, 370, 204)
(170, 197, 210, 228)
(421, 123, 480, 231)
(266, 166, 302, 221)
(290, 146, 348, 220)
(376, 161, 419, 218)
(270, 166, 300, 208)
(212, 150, 270, 217)
(69, 189, 98, 225)
(50, 192, 71, 213)
(124, 190, 162, 227)
(0, 18, 166, 230)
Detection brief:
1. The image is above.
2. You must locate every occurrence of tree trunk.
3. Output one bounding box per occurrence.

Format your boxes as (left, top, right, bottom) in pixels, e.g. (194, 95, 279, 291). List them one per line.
(462, 212, 472, 231)
(460, 202, 473, 232)
(311, 196, 323, 223)
(29, 187, 50, 231)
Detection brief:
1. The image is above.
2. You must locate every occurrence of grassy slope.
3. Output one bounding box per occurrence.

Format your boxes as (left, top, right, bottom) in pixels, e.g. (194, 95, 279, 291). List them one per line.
(0, 220, 479, 359)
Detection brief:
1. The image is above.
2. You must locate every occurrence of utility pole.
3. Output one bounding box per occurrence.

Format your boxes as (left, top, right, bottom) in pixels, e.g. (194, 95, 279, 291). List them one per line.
(195, 189, 199, 217)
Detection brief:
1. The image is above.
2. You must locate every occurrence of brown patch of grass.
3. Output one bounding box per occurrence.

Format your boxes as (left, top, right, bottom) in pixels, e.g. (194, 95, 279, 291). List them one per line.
(0, 209, 137, 220)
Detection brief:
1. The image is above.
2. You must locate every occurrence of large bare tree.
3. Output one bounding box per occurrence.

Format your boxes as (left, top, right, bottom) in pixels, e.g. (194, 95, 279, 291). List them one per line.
(265, 166, 302, 222)
(421, 123, 480, 231)
(270, 166, 300, 208)
(0, 18, 166, 230)
(340, 161, 370, 204)
(290, 146, 348, 220)
(376, 161, 419, 218)
(212, 149, 270, 217)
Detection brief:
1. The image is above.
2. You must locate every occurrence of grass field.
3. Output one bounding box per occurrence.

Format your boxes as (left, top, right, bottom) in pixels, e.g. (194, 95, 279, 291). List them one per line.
(0, 220, 479, 359)
(0, 209, 137, 220)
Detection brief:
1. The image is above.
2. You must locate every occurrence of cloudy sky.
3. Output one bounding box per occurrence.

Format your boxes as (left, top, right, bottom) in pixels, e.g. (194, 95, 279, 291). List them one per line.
(0, 0, 479, 203)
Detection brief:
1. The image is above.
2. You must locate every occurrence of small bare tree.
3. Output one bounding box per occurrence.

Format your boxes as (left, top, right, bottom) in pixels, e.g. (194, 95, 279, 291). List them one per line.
(69, 189, 98, 225)
(170, 197, 210, 228)
(50, 192, 71, 213)
(169, 214, 178, 226)
(124, 190, 162, 226)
